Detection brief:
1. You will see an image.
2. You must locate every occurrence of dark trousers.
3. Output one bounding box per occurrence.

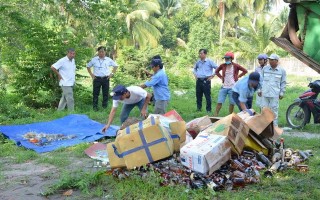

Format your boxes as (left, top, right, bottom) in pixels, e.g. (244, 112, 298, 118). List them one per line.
(232, 91, 253, 111)
(93, 77, 109, 109)
(196, 78, 212, 112)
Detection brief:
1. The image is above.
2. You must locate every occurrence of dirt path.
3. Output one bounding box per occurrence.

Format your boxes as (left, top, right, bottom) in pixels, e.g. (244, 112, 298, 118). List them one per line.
(283, 131, 320, 139)
(0, 157, 97, 200)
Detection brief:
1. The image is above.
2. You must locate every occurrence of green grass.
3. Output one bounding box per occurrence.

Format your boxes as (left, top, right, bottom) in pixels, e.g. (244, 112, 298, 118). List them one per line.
(1, 74, 320, 199)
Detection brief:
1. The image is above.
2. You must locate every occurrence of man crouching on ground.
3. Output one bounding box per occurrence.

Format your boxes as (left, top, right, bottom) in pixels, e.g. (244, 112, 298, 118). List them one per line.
(102, 85, 152, 132)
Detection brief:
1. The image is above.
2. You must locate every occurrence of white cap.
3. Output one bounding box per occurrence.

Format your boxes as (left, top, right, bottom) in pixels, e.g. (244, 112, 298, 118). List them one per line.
(268, 54, 280, 60)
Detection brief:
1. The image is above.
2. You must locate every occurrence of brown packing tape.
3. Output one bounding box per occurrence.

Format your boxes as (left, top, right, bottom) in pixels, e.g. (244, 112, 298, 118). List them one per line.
(106, 142, 126, 168)
(116, 125, 174, 169)
(169, 121, 187, 152)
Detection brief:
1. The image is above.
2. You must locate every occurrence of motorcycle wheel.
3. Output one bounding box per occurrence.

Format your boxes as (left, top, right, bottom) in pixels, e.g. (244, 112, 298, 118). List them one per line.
(286, 102, 310, 129)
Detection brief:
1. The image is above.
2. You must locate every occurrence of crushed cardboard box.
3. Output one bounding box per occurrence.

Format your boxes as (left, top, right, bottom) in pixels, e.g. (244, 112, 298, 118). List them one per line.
(186, 116, 212, 139)
(237, 108, 283, 139)
(163, 110, 184, 121)
(180, 135, 231, 175)
(199, 113, 249, 154)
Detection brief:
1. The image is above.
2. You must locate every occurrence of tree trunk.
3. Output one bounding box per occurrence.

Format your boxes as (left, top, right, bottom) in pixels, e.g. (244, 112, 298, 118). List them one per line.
(219, 1, 225, 44)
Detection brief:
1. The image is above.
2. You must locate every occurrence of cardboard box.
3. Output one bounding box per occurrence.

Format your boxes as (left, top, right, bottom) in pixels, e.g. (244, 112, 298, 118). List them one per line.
(169, 121, 186, 152)
(186, 116, 212, 139)
(148, 114, 177, 128)
(117, 116, 160, 137)
(237, 108, 274, 136)
(107, 142, 126, 168)
(199, 113, 249, 154)
(180, 135, 231, 175)
(209, 117, 222, 123)
(164, 110, 184, 121)
(115, 124, 174, 169)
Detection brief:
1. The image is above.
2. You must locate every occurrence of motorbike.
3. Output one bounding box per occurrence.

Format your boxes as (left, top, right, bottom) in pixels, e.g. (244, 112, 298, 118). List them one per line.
(286, 79, 320, 128)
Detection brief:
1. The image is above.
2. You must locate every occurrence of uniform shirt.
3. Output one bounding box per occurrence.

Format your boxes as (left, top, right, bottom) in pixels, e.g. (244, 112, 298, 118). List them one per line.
(193, 58, 217, 78)
(223, 66, 235, 88)
(145, 69, 170, 101)
(52, 56, 76, 86)
(87, 56, 118, 77)
(261, 65, 286, 98)
(232, 76, 255, 103)
(255, 65, 265, 88)
(112, 86, 147, 108)
(255, 66, 263, 74)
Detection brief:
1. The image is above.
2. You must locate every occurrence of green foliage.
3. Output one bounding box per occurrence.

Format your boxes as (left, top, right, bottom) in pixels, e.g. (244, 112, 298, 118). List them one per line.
(43, 170, 106, 196)
(159, 17, 178, 49)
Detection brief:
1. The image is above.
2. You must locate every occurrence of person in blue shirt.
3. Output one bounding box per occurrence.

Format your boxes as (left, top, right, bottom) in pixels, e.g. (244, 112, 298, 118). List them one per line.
(232, 72, 260, 114)
(141, 58, 170, 114)
(193, 49, 217, 113)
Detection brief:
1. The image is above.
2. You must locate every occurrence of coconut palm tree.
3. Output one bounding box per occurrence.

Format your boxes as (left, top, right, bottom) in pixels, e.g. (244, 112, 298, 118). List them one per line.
(124, 0, 163, 48)
(204, 0, 247, 43)
(157, 0, 181, 18)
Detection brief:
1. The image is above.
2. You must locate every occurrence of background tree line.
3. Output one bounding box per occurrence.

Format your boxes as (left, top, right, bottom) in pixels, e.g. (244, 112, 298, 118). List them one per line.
(0, 0, 288, 109)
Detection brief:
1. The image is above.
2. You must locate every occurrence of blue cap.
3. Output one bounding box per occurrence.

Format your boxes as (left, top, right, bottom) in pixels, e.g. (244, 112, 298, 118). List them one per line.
(257, 54, 268, 60)
(249, 72, 260, 84)
(150, 58, 162, 67)
(268, 54, 280, 60)
(111, 85, 127, 100)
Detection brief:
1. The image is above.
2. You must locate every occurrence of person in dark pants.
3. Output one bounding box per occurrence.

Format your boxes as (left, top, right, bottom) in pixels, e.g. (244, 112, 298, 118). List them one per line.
(193, 49, 217, 113)
(87, 46, 118, 111)
(232, 72, 260, 115)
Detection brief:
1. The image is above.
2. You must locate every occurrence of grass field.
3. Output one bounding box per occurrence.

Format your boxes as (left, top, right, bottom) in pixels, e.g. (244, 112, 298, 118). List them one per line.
(0, 74, 320, 199)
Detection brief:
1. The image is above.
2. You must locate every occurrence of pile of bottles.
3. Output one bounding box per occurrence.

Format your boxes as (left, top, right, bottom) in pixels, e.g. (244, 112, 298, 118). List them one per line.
(108, 138, 312, 191)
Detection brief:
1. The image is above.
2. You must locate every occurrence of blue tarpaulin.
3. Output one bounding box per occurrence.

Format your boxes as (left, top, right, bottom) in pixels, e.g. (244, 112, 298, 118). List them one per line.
(0, 114, 119, 153)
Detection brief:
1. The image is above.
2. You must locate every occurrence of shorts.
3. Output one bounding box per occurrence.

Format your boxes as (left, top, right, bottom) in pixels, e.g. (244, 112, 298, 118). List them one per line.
(217, 87, 235, 105)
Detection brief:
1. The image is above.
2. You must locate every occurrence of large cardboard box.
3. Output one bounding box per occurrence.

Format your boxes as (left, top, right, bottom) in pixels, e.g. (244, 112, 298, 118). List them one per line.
(199, 113, 249, 154)
(107, 142, 126, 168)
(237, 108, 283, 139)
(169, 121, 186, 152)
(117, 116, 159, 137)
(186, 116, 212, 139)
(115, 124, 174, 169)
(180, 135, 231, 175)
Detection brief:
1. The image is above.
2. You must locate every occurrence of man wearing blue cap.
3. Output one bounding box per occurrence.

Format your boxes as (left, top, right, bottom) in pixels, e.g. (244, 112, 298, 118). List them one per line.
(255, 53, 268, 109)
(102, 85, 152, 132)
(232, 72, 261, 114)
(258, 54, 287, 126)
(141, 58, 170, 114)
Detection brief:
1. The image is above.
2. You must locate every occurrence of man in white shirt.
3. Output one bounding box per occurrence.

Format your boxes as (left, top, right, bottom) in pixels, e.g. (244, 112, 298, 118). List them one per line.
(102, 85, 152, 132)
(51, 48, 76, 111)
(87, 46, 118, 111)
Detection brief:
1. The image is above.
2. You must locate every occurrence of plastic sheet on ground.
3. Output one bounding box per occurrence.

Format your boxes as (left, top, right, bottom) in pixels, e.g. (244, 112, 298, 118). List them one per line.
(0, 114, 119, 153)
